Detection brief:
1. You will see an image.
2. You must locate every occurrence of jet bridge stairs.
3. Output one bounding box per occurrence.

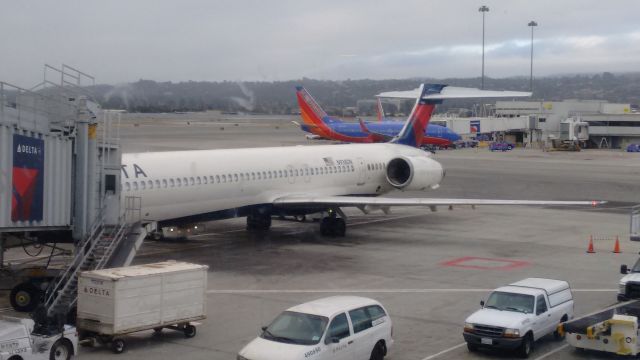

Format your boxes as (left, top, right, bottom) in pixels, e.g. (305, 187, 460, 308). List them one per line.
(33, 197, 146, 331)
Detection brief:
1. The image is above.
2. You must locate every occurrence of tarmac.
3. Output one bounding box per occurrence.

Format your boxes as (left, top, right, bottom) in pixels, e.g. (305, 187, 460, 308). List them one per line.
(3, 112, 640, 359)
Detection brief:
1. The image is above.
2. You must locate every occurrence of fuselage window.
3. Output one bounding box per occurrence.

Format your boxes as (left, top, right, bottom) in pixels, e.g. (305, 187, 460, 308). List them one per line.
(170, 179, 175, 187)
(245, 173, 250, 180)
(222, 175, 227, 183)
(294, 169, 299, 177)
(262, 171, 267, 179)
(367, 164, 371, 171)
(283, 170, 288, 178)
(310, 168, 314, 175)
(278, 170, 283, 178)
(209, 176, 214, 183)
(176, 178, 182, 187)
(188, 177, 193, 185)
(197, 177, 201, 185)
(203, 177, 207, 184)
(133, 182, 139, 191)
(124, 182, 131, 191)
(227, 174, 232, 182)
(257, 172, 262, 180)
(351, 165, 355, 172)
(154, 180, 160, 188)
(234, 174, 239, 182)
(183, 177, 188, 186)
(289, 169, 294, 177)
(162, 179, 168, 188)
(140, 181, 146, 190)
(148, 180, 153, 189)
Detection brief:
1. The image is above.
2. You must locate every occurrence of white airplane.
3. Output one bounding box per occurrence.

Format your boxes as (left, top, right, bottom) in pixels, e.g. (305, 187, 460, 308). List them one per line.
(120, 84, 598, 238)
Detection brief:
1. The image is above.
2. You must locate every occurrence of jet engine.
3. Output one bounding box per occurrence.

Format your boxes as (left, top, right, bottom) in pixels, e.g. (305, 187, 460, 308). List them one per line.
(385, 156, 444, 191)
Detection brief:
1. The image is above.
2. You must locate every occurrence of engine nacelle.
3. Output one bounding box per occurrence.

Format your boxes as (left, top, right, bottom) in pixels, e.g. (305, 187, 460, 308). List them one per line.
(386, 156, 444, 191)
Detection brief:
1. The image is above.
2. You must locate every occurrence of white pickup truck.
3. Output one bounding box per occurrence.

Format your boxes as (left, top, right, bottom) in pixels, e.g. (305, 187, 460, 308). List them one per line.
(0, 316, 78, 360)
(618, 259, 640, 301)
(463, 278, 574, 358)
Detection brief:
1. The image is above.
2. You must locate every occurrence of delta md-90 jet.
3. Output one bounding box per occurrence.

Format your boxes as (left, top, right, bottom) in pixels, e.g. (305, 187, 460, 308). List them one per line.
(121, 84, 599, 238)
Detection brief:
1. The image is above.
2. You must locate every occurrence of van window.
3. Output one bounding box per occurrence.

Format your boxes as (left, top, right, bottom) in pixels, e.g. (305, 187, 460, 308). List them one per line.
(536, 295, 547, 315)
(366, 305, 386, 322)
(349, 308, 372, 334)
(326, 313, 350, 343)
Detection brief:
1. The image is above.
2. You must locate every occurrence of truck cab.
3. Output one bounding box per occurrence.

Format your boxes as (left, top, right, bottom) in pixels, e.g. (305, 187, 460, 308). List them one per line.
(463, 278, 574, 358)
(618, 259, 640, 301)
(0, 316, 78, 360)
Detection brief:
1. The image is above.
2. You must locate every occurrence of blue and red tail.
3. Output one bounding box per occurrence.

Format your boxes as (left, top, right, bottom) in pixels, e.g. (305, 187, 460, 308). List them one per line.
(392, 84, 445, 147)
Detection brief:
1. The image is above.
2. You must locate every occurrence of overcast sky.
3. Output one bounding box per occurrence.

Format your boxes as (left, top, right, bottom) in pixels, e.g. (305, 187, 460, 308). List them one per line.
(1, 0, 639, 86)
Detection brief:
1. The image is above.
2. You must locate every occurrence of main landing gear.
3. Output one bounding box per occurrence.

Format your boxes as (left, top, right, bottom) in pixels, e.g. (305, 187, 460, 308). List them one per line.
(320, 213, 346, 237)
(246, 212, 272, 231)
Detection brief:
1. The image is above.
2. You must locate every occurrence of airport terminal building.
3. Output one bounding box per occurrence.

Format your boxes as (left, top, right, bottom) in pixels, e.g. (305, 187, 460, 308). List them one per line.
(435, 100, 640, 148)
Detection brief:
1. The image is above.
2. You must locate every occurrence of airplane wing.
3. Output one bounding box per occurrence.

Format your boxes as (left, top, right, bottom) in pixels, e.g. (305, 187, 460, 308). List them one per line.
(377, 86, 531, 100)
(273, 195, 601, 208)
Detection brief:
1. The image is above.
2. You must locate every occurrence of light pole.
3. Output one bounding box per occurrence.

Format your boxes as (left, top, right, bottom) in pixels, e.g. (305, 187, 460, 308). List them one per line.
(479, 5, 489, 89)
(528, 21, 538, 93)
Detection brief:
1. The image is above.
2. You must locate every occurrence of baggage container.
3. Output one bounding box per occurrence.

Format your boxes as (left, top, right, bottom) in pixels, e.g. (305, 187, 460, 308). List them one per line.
(76, 261, 207, 353)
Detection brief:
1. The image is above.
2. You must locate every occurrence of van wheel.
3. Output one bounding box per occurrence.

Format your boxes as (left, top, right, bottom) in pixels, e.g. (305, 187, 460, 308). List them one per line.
(517, 334, 533, 358)
(370, 341, 385, 360)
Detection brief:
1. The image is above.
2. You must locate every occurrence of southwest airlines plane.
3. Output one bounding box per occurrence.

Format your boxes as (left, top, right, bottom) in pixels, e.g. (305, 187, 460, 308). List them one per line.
(294, 86, 461, 147)
(121, 84, 598, 238)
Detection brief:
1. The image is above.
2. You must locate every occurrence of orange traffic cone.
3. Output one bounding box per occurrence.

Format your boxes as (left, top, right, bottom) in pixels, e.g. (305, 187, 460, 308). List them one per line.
(587, 235, 595, 253)
(613, 236, 621, 254)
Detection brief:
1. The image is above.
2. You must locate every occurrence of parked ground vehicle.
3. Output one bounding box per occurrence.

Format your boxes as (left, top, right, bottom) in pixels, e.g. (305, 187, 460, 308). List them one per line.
(237, 296, 393, 360)
(618, 259, 640, 301)
(76, 261, 207, 353)
(463, 278, 574, 358)
(489, 141, 515, 151)
(0, 316, 78, 360)
(561, 301, 640, 356)
(627, 144, 640, 152)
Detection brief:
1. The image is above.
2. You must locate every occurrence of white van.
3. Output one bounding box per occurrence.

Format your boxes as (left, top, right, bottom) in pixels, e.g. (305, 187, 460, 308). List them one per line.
(237, 296, 393, 360)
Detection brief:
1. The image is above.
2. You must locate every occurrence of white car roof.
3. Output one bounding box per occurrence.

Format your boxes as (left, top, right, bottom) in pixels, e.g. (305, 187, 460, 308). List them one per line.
(509, 278, 570, 295)
(287, 296, 381, 318)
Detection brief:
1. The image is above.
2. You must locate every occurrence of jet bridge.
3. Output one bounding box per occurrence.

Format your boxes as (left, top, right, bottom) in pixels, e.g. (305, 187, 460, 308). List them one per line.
(1, 65, 147, 317)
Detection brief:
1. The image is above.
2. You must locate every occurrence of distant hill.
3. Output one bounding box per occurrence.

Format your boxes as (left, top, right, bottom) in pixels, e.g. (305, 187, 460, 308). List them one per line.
(88, 72, 640, 114)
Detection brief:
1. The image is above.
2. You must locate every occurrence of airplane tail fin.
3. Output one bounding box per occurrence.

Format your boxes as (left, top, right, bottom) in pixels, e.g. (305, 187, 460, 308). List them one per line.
(376, 98, 385, 122)
(296, 86, 330, 127)
(390, 84, 444, 147)
(381, 84, 531, 147)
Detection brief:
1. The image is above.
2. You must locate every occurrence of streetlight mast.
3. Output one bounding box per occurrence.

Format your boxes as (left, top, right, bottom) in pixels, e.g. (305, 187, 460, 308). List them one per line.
(479, 5, 489, 89)
(528, 20, 538, 93)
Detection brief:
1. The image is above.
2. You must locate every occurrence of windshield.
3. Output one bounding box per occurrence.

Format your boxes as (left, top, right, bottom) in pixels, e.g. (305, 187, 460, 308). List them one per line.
(485, 292, 535, 314)
(261, 311, 328, 345)
(632, 258, 640, 273)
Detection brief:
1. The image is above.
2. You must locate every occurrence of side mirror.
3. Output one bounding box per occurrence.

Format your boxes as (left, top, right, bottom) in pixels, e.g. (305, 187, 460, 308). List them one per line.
(261, 326, 267, 332)
(621, 264, 629, 274)
(480, 300, 485, 307)
(332, 337, 340, 344)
